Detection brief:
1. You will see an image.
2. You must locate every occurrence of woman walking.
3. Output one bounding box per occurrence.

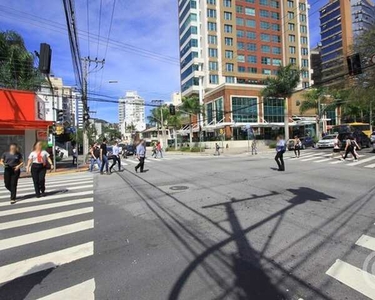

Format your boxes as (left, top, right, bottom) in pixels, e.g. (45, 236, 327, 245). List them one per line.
(1, 143, 24, 204)
(275, 135, 286, 171)
(342, 136, 359, 162)
(332, 135, 341, 159)
(294, 136, 301, 158)
(26, 141, 54, 198)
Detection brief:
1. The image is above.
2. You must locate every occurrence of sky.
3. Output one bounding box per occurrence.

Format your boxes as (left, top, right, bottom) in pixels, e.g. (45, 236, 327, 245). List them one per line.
(0, 0, 323, 123)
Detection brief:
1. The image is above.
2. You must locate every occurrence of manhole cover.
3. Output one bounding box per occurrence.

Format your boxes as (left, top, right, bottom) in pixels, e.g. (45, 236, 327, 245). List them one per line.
(169, 186, 189, 191)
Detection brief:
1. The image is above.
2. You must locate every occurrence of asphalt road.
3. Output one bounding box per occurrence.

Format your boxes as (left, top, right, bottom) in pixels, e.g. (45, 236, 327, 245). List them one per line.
(1, 150, 375, 300)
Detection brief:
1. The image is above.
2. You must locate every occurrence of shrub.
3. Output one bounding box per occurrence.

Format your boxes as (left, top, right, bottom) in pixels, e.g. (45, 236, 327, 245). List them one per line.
(190, 147, 204, 152)
(269, 142, 277, 149)
(180, 147, 190, 152)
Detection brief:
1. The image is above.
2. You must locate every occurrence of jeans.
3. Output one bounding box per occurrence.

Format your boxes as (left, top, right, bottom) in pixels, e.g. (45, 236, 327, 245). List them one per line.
(343, 146, 357, 160)
(4, 167, 20, 200)
(100, 155, 109, 173)
(110, 156, 121, 172)
(275, 151, 285, 171)
(90, 157, 101, 171)
(135, 157, 145, 172)
(31, 164, 47, 196)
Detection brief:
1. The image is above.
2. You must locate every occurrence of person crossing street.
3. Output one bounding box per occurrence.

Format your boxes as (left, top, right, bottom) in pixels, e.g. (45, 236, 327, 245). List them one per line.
(110, 141, 122, 173)
(135, 140, 146, 173)
(100, 138, 109, 175)
(275, 135, 286, 171)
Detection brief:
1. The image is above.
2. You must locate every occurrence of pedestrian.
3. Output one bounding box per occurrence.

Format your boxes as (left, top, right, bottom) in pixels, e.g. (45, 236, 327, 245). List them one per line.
(332, 135, 341, 159)
(99, 138, 109, 175)
(72, 145, 78, 165)
(157, 141, 163, 158)
(26, 141, 54, 198)
(0, 143, 24, 204)
(135, 140, 146, 173)
(151, 143, 157, 158)
(294, 136, 301, 158)
(214, 143, 220, 156)
(342, 136, 359, 161)
(89, 143, 101, 172)
(275, 135, 286, 171)
(110, 141, 122, 173)
(251, 139, 258, 155)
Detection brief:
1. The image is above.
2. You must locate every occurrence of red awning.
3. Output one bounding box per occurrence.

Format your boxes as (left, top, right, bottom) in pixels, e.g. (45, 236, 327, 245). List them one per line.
(0, 120, 53, 130)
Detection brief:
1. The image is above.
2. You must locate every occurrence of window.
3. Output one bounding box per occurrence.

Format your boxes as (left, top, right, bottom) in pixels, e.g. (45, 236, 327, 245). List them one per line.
(208, 22, 217, 31)
(236, 5, 243, 13)
(272, 58, 282, 66)
(209, 48, 218, 57)
(300, 14, 306, 22)
(237, 54, 245, 62)
(300, 36, 308, 44)
(238, 66, 246, 72)
(237, 30, 245, 37)
(289, 57, 297, 65)
(247, 43, 257, 51)
(226, 76, 235, 83)
(260, 0, 268, 6)
(237, 42, 245, 50)
(207, 9, 217, 18)
(300, 25, 307, 33)
(207, 0, 216, 4)
(271, 12, 280, 19)
(289, 46, 296, 54)
(224, 11, 232, 20)
(247, 55, 257, 63)
(289, 34, 296, 42)
(246, 19, 256, 28)
(262, 69, 271, 75)
(260, 33, 270, 41)
(209, 61, 218, 70)
(271, 23, 280, 31)
(245, 8, 256, 16)
(264, 98, 284, 122)
(287, 0, 294, 7)
(261, 56, 271, 65)
(225, 50, 234, 59)
(208, 35, 217, 44)
(260, 9, 269, 17)
(299, 3, 306, 11)
(303, 82, 310, 88)
(270, 0, 279, 8)
(209, 74, 219, 84)
(272, 47, 281, 54)
(247, 31, 256, 39)
(301, 48, 308, 56)
(288, 11, 294, 19)
(236, 17, 244, 25)
(226, 63, 234, 72)
(302, 59, 309, 68)
(206, 102, 213, 124)
(248, 67, 257, 73)
(223, 0, 232, 7)
(224, 24, 233, 33)
(225, 37, 233, 46)
(232, 97, 258, 122)
(288, 23, 295, 31)
(302, 70, 309, 78)
(261, 45, 271, 53)
(260, 21, 270, 29)
(272, 35, 281, 43)
(215, 98, 224, 121)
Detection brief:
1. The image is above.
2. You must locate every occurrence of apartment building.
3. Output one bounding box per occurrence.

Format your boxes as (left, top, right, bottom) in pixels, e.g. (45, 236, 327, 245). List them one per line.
(118, 91, 146, 133)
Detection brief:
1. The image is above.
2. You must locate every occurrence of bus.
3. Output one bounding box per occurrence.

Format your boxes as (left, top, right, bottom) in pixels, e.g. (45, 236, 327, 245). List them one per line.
(332, 123, 371, 137)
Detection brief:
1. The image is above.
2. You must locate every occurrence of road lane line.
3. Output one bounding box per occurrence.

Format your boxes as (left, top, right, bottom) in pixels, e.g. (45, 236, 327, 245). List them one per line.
(329, 160, 343, 164)
(0, 207, 93, 230)
(0, 242, 93, 285)
(355, 234, 375, 251)
(365, 163, 375, 168)
(14, 175, 93, 187)
(0, 220, 94, 251)
(125, 159, 139, 164)
(347, 156, 375, 166)
(37, 278, 95, 300)
(326, 259, 375, 299)
(314, 158, 332, 163)
(301, 156, 324, 162)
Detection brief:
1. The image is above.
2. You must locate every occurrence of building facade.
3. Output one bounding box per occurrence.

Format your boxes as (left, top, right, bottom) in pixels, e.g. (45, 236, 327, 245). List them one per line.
(118, 91, 146, 132)
(319, 0, 375, 83)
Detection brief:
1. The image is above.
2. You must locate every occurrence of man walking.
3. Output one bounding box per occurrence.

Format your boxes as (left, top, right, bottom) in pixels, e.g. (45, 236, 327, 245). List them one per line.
(100, 138, 109, 175)
(110, 141, 122, 172)
(135, 140, 146, 173)
(214, 143, 220, 156)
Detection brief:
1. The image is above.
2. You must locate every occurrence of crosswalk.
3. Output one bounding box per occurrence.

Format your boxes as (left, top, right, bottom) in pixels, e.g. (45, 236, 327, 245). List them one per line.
(0, 173, 95, 300)
(281, 150, 375, 169)
(326, 230, 375, 299)
(120, 154, 219, 167)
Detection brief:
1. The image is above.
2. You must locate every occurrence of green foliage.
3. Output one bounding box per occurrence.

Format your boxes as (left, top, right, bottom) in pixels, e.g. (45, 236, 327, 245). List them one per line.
(300, 87, 335, 116)
(180, 147, 190, 152)
(268, 142, 276, 149)
(190, 147, 203, 152)
(0, 30, 44, 90)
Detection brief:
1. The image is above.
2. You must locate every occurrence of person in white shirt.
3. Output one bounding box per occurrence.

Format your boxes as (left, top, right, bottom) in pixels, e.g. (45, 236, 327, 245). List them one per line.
(110, 141, 121, 173)
(26, 141, 54, 198)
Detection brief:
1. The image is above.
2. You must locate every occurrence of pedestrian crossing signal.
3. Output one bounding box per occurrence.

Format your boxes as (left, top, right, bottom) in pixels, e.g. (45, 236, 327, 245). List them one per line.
(169, 104, 176, 115)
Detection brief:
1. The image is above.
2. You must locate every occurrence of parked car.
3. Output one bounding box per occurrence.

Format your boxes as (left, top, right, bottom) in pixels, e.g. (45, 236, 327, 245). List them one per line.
(316, 134, 336, 149)
(371, 131, 375, 152)
(121, 145, 135, 158)
(338, 131, 371, 150)
(287, 136, 315, 151)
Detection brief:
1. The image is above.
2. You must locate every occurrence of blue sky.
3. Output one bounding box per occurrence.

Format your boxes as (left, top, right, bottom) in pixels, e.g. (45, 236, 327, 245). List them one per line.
(0, 0, 323, 123)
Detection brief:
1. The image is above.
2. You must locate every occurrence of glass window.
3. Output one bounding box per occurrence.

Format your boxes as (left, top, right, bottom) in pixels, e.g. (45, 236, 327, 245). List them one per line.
(289, 46, 296, 54)
(247, 43, 257, 51)
(246, 19, 256, 28)
(287, 0, 294, 7)
(289, 57, 297, 65)
(288, 23, 295, 31)
(247, 31, 256, 39)
(225, 37, 233, 46)
(207, 0, 216, 4)
(226, 63, 234, 72)
(223, 0, 232, 7)
(302, 70, 309, 78)
(272, 35, 281, 42)
(272, 58, 282, 66)
(209, 74, 219, 84)
(260, 21, 270, 29)
(237, 42, 245, 49)
(215, 98, 224, 121)
(302, 59, 309, 68)
(208, 22, 217, 31)
(245, 7, 256, 16)
(224, 24, 233, 33)
(289, 34, 295, 42)
(236, 17, 244, 25)
(237, 30, 245, 38)
(270, 0, 279, 8)
(261, 56, 271, 65)
(299, 2, 306, 11)
(237, 54, 245, 62)
(209, 61, 218, 70)
(272, 47, 281, 54)
(238, 66, 246, 72)
(261, 33, 270, 41)
(260, 0, 269, 6)
(225, 50, 234, 59)
(208, 35, 217, 44)
(271, 23, 280, 31)
(300, 36, 308, 44)
(207, 9, 217, 18)
(248, 67, 257, 73)
(209, 48, 218, 57)
(264, 98, 284, 123)
(224, 11, 232, 20)
(300, 25, 307, 33)
(247, 55, 257, 63)
(226, 76, 235, 83)
(236, 5, 243, 13)
(206, 102, 213, 124)
(262, 69, 271, 75)
(232, 97, 258, 122)
(300, 14, 306, 22)
(271, 12, 280, 19)
(260, 9, 269, 17)
(288, 11, 294, 20)
(301, 48, 308, 56)
(261, 45, 271, 53)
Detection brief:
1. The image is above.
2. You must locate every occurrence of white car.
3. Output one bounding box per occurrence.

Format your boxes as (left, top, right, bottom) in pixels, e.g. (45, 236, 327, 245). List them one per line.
(316, 134, 336, 149)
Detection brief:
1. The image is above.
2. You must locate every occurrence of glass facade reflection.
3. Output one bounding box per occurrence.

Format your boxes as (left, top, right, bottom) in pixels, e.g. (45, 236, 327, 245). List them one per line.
(232, 97, 258, 122)
(263, 98, 284, 123)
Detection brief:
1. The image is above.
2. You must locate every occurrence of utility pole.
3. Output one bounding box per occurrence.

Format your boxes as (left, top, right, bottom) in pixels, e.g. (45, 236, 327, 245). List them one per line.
(81, 57, 105, 163)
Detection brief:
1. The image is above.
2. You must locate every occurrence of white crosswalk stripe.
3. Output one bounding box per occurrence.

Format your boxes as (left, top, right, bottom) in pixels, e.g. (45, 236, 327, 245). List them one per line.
(347, 156, 375, 166)
(0, 173, 96, 299)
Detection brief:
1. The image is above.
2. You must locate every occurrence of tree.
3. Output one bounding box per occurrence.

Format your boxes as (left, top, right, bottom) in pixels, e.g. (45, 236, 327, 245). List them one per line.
(0, 30, 43, 90)
(261, 64, 301, 140)
(180, 96, 202, 146)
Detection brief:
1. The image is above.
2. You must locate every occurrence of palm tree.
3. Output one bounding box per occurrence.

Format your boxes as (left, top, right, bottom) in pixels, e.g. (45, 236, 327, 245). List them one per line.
(261, 64, 301, 141)
(180, 96, 202, 146)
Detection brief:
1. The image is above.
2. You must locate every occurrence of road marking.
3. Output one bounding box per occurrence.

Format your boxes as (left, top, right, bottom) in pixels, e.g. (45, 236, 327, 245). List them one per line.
(13, 175, 93, 187)
(0, 180, 93, 195)
(0, 207, 93, 230)
(0, 242, 93, 285)
(329, 160, 343, 164)
(37, 278, 95, 300)
(0, 220, 94, 251)
(0, 197, 93, 215)
(126, 159, 139, 164)
(347, 156, 375, 166)
(365, 163, 375, 169)
(326, 259, 375, 299)
(301, 156, 324, 162)
(298, 153, 324, 159)
(121, 162, 129, 166)
(0, 185, 93, 200)
(314, 158, 332, 163)
(355, 234, 375, 251)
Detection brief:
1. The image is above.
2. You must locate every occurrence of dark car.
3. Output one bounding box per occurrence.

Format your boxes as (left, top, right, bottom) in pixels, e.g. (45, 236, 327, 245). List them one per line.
(287, 136, 315, 151)
(121, 145, 135, 158)
(338, 131, 371, 150)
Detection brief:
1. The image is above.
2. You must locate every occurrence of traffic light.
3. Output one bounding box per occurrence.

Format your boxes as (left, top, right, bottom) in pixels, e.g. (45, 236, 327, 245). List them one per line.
(347, 53, 362, 76)
(83, 112, 90, 122)
(169, 104, 176, 115)
(56, 109, 64, 122)
(48, 122, 56, 135)
(39, 43, 52, 74)
(55, 124, 64, 135)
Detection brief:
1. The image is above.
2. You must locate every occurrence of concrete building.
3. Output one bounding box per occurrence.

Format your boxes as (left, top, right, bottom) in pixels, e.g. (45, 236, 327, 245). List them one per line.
(311, 44, 323, 86)
(118, 91, 146, 132)
(171, 92, 182, 106)
(319, 0, 375, 83)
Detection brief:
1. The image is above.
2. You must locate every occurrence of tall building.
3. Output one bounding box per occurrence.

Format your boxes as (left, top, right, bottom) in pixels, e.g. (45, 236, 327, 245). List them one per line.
(311, 44, 323, 86)
(178, 0, 311, 139)
(118, 91, 146, 132)
(319, 0, 375, 83)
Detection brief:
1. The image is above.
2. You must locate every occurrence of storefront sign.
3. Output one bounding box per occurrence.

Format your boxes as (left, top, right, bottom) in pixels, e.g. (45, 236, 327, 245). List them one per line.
(37, 130, 48, 141)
